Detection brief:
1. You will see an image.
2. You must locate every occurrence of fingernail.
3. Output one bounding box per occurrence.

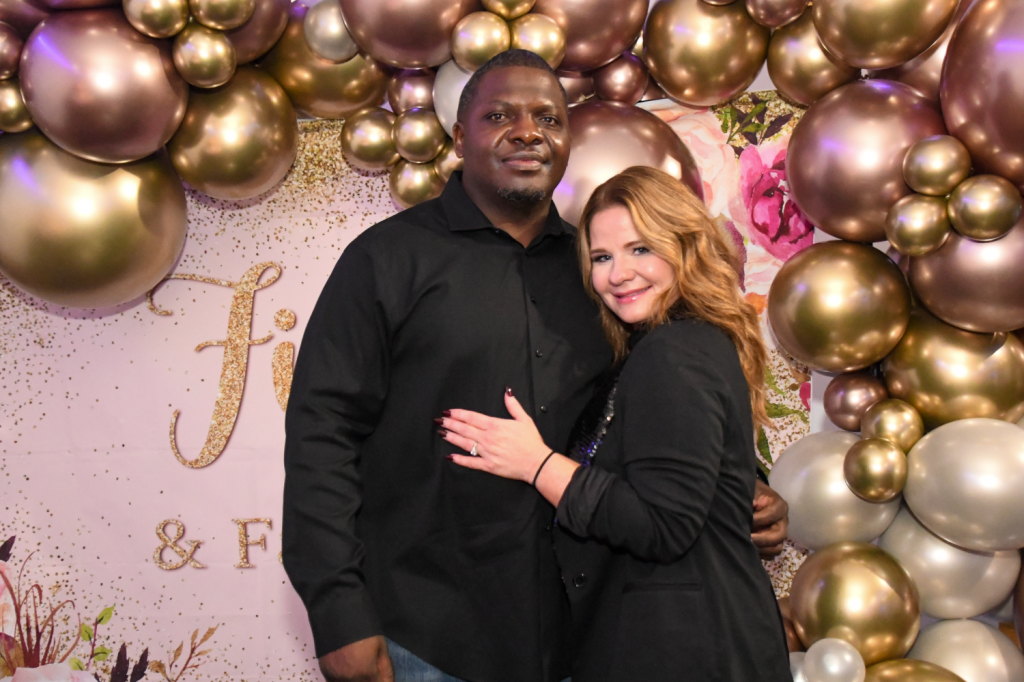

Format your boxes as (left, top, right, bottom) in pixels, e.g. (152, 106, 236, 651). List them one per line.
(443, 410, 451, 417)
(505, 386, 513, 396)
(433, 418, 444, 425)
(445, 455, 455, 461)
(437, 428, 448, 437)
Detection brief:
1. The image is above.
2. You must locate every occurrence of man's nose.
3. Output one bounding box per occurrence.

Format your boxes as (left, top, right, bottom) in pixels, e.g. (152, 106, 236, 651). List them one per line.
(509, 117, 543, 145)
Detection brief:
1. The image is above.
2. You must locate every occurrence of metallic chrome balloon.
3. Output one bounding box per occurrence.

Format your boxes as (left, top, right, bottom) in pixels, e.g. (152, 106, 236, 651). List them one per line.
(0, 76, 30, 132)
(508, 13, 566, 70)
(792, 652, 809, 682)
(340, 107, 399, 171)
(189, 0, 253, 31)
(302, 0, 358, 63)
(769, 432, 900, 550)
(823, 371, 889, 432)
(865, 660, 969, 682)
(19, 9, 188, 164)
(532, 0, 647, 73)
(789, 542, 920, 665)
(903, 135, 972, 197)
(259, 4, 388, 119)
(908, 620, 1024, 682)
(885, 194, 951, 257)
(767, 11, 857, 107)
(0, 0, 48, 38)
(802, 639, 866, 682)
(482, 0, 534, 20)
(38, 0, 116, 9)
(389, 70, 435, 113)
(225, 0, 288, 64)
(843, 438, 907, 503)
(0, 130, 187, 308)
(432, 59, 472, 136)
(390, 159, 444, 208)
(168, 66, 297, 200)
(451, 11, 510, 72)
(1015, 558, 1023, 649)
(123, 0, 188, 38)
(640, 79, 667, 102)
(0, 20, 22, 77)
(905, 418, 1024, 552)
(703, 0, 738, 4)
(644, 0, 769, 107)
(558, 71, 595, 104)
(767, 241, 911, 372)
(910, 217, 1024, 333)
(942, 0, 1024, 192)
(173, 23, 237, 88)
(551, 100, 702, 227)
(787, 80, 947, 242)
(948, 175, 1023, 242)
(433, 139, 462, 182)
(779, 596, 805, 653)
(592, 52, 647, 104)
(394, 108, 446, 163)
(746, 0, 807, 28)
(879, 506, 1021, 619)
(812, 0, 958, 70)
(339, 0, 478, 68)
(860, 399, 924, 453)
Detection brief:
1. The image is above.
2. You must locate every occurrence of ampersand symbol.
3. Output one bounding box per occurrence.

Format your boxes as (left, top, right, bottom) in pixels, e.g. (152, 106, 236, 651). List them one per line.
(153, 519, 206, 570)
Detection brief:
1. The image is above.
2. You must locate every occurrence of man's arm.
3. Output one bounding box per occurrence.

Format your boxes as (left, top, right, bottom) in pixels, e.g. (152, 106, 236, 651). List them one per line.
(752, 478, 788, 558)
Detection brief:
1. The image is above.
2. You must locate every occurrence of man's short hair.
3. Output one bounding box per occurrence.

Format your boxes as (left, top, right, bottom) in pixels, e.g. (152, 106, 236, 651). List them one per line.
(456, 49, 569, 124)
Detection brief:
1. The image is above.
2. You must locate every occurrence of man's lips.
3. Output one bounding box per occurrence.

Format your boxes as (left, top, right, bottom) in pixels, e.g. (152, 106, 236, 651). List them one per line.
(502, 153, 547, 170)
(613, 286, 651, 303)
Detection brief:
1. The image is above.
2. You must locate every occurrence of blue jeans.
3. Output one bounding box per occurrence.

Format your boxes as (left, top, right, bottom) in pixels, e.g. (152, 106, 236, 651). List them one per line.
(385, 639, 570, 682)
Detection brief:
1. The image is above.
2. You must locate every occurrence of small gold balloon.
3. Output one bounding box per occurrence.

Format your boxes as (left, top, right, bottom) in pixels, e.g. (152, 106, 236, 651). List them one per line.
(0, 77, 32, 132)
(509, 13, 566, 70)
(189, 0, 255, 31)
(123, 0, 188, 38)
(767, 10, 858, 107)
(173, 23, 237, 88)
(302, 0, 359, 64)
(451, 11, 510, 72)
(388, 69, 435, 114)
(789, 542, 921, 666)
(885, 194, 951, 258)
(340, 107, 399, 171)
(390, 159, 444, 209)
(823, 371, 889, 432)
(861, 398, 925, 453)
(865, 659, 968, 682)
(948, 175, 1024, 242)
(903, 135, 972, 197)
(482, 0, 535, 20)
(844, 438, 908, 503)
(433, 139, 462, 182)
(393, 108, 446, 163)
(0, 20, 23, 78)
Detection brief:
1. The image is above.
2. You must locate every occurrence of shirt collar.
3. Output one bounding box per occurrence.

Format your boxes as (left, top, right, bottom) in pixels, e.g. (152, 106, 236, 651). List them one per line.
(440, 171, 569, 239)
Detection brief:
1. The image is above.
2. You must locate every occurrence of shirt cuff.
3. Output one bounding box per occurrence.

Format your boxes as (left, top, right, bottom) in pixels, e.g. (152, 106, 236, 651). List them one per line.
(556, 465, 616, 537)
(307, 586, 383, 658)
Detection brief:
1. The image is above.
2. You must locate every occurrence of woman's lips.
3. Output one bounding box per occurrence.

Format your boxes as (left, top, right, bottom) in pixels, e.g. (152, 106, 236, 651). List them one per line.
(613, 286, 650, 304)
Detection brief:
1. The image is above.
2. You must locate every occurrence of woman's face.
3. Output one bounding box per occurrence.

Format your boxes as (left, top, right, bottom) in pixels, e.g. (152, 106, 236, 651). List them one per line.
(588, 205, 675, 326)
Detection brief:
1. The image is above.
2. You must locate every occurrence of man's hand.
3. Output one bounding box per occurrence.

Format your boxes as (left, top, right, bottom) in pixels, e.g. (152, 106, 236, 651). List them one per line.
(752, 479, 788, 559)
(319, 636, 394, 682)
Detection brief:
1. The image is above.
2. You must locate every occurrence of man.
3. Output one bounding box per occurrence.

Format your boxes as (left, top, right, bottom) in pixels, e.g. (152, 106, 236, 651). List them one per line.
(283, 50, 788, 682)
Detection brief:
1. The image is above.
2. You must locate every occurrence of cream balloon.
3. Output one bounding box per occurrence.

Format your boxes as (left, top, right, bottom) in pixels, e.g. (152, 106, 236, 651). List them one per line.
(908, 620, 1024, 682)
(803, 639, 866, 682)
(792, 652, 809, 682)
(173, 23, 237, 89)
(0, 76, 31, 132)
(302, 0, 358, 63)
(766, 10, 857, 107)
(432, 59, 473, 137)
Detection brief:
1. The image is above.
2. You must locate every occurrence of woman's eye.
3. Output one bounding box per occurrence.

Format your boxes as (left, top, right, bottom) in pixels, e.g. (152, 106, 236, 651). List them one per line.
(634, 246, 649, 255)
(591, 254, 609, 263)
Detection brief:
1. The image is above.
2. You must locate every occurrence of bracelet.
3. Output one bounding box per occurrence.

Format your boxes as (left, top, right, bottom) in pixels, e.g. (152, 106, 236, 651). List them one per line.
(532, 450, 557, 488)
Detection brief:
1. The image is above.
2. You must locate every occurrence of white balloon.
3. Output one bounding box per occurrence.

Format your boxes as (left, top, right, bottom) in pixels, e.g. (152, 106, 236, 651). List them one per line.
(303, 0, 359, 63)
(909, 620, 1024, 682)
(792, 652, 809, 682)
(433, 59, 473, 137)
(803, 638, 866, 682)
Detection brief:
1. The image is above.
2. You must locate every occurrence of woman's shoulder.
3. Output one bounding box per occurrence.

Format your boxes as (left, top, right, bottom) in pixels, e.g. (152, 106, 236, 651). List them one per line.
(633, 316, 735, 358)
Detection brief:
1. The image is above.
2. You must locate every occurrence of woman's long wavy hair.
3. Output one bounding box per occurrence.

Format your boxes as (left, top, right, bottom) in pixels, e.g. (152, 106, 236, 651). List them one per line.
(577, 166, 769, 429)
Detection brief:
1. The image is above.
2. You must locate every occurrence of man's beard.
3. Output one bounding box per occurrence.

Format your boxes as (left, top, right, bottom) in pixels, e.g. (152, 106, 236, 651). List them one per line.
(497, 186, 547, 204)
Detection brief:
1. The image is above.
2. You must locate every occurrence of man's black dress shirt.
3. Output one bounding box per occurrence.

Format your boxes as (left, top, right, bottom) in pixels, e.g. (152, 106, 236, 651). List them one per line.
(283, 173, 613, 682)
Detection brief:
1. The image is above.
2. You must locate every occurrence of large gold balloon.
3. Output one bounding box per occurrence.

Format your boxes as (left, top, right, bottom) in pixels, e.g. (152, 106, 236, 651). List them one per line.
(948, 175, 1023, 242)
(19, 9, 188, 164)
(824, 371, 889, 432)
(123, 0, 187, 38)
(885, 194, 951, 257)
(340, 107, 399, 171)
(592, 52, 647, 104)
(843, 438, 907, 503)
(189, 0, 253, 31)
(787, 80, 947, 242)
(910, 217, 1024, 333)
(388, 70, 435, 114)
(766, 10, 856, 107)
(0, 0, 48, 38)
(451, 11, 510, 72)
(532, 0, 647, 73)
(339, 0, 478, 69)
(865, 660, 967, 682)
(767, 241, 911, 372)
(394, 108, 446, 163)
(789, 542, 920, 666)
(0, 20, 22, 77)
(861, 399, 924, 453)
(745, 0, 807, 28)
(224, 0, 288, 64)
(168, 67, 297, 200)
(902, 135, 972, 197)
(812, 0, 959, 70)
(509, 13, 566, 70)
(259, 3, 388, 119)
(173, 23, 237, 88)
(644, 0, 769, 107)
(433, 138, 462, 182)
(390, 159, 444, 209)
(0, 130, 187, 308)
(302, 0, 359, 64)
(882, 310, 1024, 428)
(0, 76, 30, 132)
(482, 0, 534, 20)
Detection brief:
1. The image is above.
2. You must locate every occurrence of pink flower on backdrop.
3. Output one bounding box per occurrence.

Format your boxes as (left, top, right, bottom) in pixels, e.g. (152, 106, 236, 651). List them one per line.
(739, 143, 813, 262)
(799, 382, 811, 412)
(11, 663, 96, 681)
(0, 561, 13, 636)
(667, 112, 747, 223)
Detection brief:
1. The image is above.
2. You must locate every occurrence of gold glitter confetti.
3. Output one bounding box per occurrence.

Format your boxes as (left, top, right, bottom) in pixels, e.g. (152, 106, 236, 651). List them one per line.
(153, 519, 206, 570)
(232, 518, 272, 569)
(274, 309, 297, 331)
(272, 341, 294, 412)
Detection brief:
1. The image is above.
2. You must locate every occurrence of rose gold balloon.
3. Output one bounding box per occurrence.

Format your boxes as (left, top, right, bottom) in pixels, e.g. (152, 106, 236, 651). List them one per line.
(340, 107, 399, 171)
(702, 0, 737, 5)
(0, 0, 47, 38)
(123, 0, 188, 39)
(388, 69, 435, 113)
(225, 0, 288, 64)
(189, 0, 254, 31)
(339, 0, 479, 68)
(885, 194, 951, 257)
(787, 80, 946, 242)
(903, 135, 972, 197)
(824, 371, 889, 431)
(592, 51, 648, 103)
(942, 0, 1024, 191)
(778, 597, 805, 652)
(433, 138, 462, 182)
(451, 11, 510, 72)
(948, 175, 1023, 242)
(393, 107, 446, 163)
(40, 0, 116, 9)
(644, 0, 770, 107)
(813, 0, 959, 70)
(767, 10, 857, 107)
(0, 21, 22, 78)
(843, 438, 907, 503)
(390, 159, 444, 208)
(0, 76, 31, 132)
(509, 13, 566, 69)
(746, 0, 807, 28)
(19, 9, 188, 164)
(482, 0, 533, 20)
(532, 0, 646, 73)
(173, 23, 237, 89)
(259, 3, 388, 119)
(551, 100, 702, 227)
(558, 71, 594, 104)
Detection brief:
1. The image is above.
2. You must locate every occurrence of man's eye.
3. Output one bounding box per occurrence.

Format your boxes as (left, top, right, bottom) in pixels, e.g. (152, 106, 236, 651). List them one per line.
(540, 116, 558, 125)
(488, 113, 506, 121)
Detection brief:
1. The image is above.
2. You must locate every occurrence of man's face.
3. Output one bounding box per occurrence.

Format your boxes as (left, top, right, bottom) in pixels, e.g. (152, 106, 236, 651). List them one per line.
(453, 66, 570, 204)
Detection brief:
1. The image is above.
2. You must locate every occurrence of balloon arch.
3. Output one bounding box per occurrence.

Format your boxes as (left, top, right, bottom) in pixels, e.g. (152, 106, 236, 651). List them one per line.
(2, 0, 1024, 679)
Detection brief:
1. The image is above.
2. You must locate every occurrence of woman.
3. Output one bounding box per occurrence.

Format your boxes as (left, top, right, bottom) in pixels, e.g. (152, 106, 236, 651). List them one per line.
(437, 166, 791, 681)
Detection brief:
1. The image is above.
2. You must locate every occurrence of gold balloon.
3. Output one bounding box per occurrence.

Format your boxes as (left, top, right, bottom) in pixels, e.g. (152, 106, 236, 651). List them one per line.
(340, 107, 399, 171)
(789, 542, 921, 666)
(173, 23, 237, 88)
(644, 0, 770, 107)
(0, 76, 31, 132)
(482, 0, 534, 20)
(388, 69, 435, 114)
(0, 20, 23, 77)
(224, 0, 288, 64)
(745, 0, 807, 28)
(883, 310, 1024, 428)
(390, 159, 444, 209)
(451, 11, 510, 72)
(394, 108, 446, 163)
(0, 130, 187, 308)
(259, 3, 388, 119)
(767, 241, 912, 372)
(866, 660, 968, 682)
(509, 13, 565, 70)
(812, 0, 959, 70)
(843, 438, 907, 503)
(823, 371, 889, 431)
(433, 139, 462, 182)
(861, 399, 925, 452)
(885, 194, 951, 257)
(903, 135, 972, 197)
(189, 0, 253, 31)
(948, 175, 1023, 241)
(592, 51, 648, 104)
(767, 10, 859, 107)
(168, 66, 297, 200)
(123, 0, 187, 38)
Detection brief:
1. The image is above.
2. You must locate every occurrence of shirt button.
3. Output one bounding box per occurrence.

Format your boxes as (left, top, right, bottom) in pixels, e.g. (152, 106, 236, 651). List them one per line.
(530, 296, 537, 303)
(573, 574, 588, 588)
(535, 349, 543, 357)
(540, 406, 548, 413)
(544, 523, 552, 532)
(493, 229, 501, 235)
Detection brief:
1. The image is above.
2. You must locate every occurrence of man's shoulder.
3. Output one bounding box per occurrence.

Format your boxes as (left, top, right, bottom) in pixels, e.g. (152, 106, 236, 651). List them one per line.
(347, 198, 448, 254)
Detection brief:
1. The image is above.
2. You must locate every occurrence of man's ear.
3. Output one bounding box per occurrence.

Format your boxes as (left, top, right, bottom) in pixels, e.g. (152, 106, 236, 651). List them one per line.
(452, 122, 464, 159)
